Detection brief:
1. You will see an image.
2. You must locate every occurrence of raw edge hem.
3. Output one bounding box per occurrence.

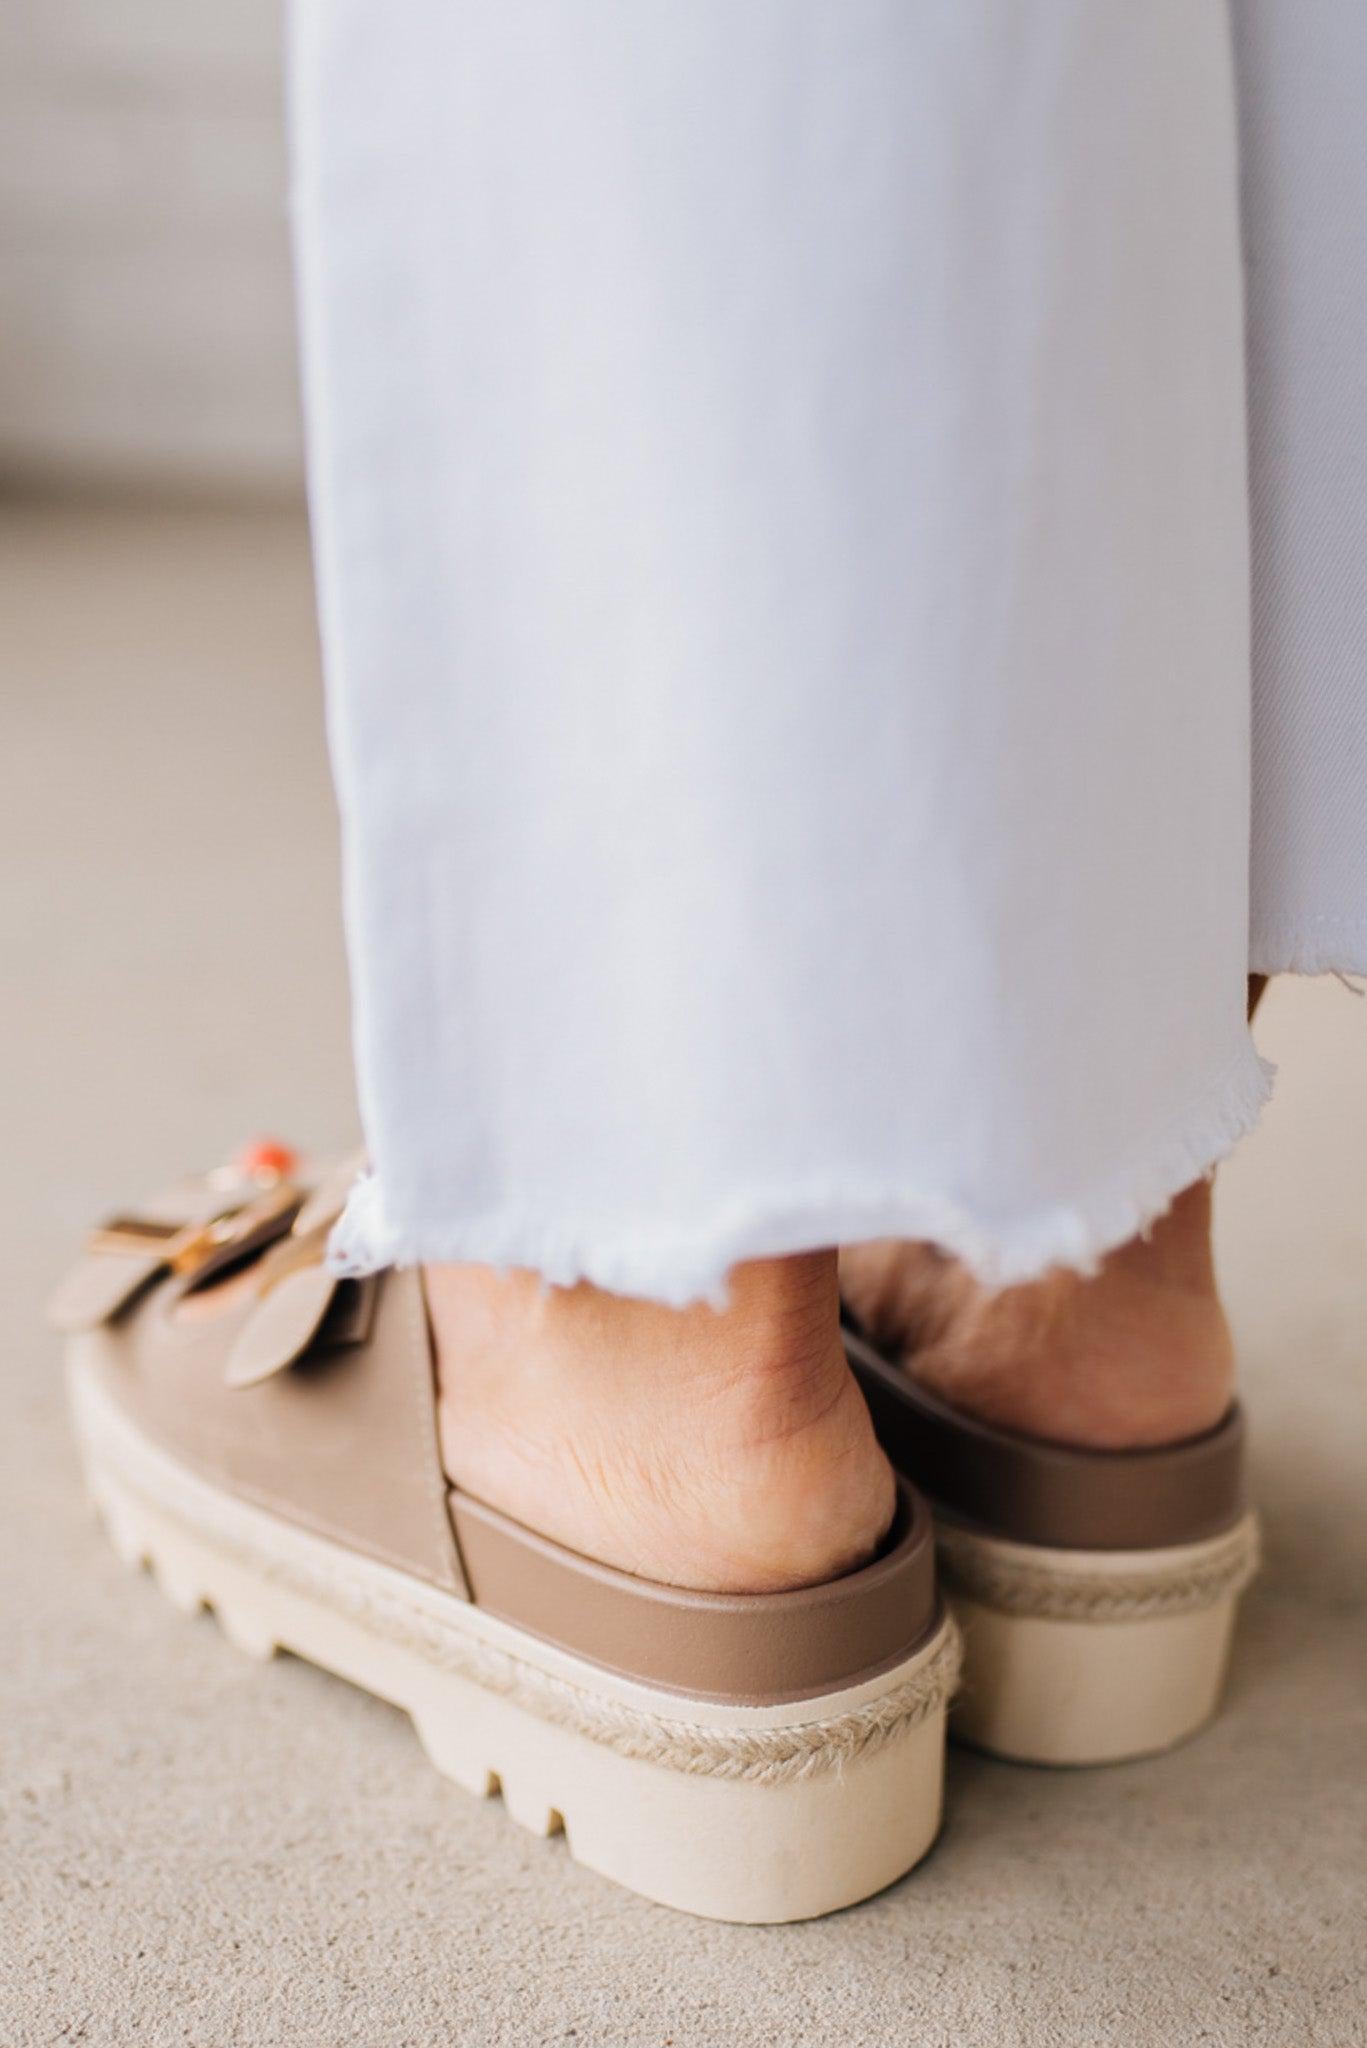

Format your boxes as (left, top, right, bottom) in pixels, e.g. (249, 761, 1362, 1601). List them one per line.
(1249, 916, 1367, 978)
(327, 1039, 1274, 1309)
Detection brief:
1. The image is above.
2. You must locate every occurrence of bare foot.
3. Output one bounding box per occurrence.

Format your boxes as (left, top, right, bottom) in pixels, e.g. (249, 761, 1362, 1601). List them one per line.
(426, 1251, 896, 1594)
(840, 1182, 1235, 1449)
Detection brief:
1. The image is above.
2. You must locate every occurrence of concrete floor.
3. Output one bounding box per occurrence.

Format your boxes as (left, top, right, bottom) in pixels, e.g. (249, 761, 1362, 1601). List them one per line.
(2, 502, 1364, 2047)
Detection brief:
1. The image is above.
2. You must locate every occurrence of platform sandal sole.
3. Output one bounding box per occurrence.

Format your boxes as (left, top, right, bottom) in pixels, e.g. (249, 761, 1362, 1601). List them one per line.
(938, 1515, 1260, 1766)
(70, 1355, 961, 1922)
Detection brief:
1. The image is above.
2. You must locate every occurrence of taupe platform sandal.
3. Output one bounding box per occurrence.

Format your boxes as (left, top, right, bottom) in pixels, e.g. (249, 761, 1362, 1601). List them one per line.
(845, 1328, 1259, 1767)
(50, 1153, 960, 1923)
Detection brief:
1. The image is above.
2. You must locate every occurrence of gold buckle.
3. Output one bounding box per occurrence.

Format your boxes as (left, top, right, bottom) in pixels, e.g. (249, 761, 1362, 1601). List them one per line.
(88, 1182, 302, 1278)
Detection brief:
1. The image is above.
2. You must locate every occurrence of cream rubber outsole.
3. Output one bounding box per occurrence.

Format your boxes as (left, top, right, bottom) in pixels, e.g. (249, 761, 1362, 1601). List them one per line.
(937, 1517, 1261, 1767)
(68, 1357, 959, 1923)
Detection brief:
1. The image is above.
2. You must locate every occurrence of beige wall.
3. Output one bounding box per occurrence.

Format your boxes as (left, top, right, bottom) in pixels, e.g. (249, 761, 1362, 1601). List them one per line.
(0, 0, 303, 494)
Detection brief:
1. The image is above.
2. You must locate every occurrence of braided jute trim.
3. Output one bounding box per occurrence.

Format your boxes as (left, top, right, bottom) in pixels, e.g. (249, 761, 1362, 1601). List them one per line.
(937, 1516, 1260, 1623)
(79, 1380, 961, 1787)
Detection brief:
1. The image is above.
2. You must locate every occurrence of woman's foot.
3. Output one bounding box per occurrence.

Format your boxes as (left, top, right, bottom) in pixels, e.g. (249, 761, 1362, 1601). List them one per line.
(426, 1249, 896, 1595)
(839, 1181, 1235, 1450)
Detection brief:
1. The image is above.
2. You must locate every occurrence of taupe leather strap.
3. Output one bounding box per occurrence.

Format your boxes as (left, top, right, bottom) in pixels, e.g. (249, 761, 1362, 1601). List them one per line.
(450, 1477, 939, 1703)
(845, 1329, 1246, 1552)
(48, 1177, 301, 1334)
(79, 1260, 468, 1599)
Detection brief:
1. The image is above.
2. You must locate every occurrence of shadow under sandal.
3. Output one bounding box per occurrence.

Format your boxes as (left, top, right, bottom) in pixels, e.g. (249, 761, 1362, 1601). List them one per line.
(50, 1158, 961, 1924)
(844, 1328, 1260, 1768)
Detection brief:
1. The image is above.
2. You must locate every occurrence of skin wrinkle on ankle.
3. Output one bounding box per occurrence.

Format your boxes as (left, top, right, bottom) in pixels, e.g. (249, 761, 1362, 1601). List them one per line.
(840, 1181, 1236, 1451)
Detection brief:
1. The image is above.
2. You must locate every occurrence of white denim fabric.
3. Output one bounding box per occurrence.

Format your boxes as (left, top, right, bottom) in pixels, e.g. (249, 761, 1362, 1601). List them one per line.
(289, 1, 1367, 1304)
(1235, 3, 1367, 973)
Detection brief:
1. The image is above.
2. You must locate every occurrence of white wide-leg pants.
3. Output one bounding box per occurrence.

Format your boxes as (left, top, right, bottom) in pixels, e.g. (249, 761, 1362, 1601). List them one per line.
(290, 1, 1367, 1304)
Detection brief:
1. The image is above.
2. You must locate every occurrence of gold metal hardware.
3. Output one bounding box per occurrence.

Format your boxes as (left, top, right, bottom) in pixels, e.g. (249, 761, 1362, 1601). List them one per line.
(87, 1182, 302, 1278)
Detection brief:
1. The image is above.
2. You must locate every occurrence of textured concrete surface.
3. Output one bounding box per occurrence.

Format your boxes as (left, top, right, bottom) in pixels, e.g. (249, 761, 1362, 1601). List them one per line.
(2, 503, 1365, 2047)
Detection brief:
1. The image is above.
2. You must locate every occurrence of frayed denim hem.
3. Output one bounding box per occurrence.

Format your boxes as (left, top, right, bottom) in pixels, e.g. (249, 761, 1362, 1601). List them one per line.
(327, 1041, 1275, 1309)
(1250, 916, 1367, 979)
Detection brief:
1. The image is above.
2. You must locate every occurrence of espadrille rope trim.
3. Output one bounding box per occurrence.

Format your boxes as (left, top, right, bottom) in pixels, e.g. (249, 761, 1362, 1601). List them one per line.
(389, 1603, 964, 1786)
(79, 1381, 961, 1786)
(936, 1516, 1261, 1623)
(233, 1521, 963, 1784)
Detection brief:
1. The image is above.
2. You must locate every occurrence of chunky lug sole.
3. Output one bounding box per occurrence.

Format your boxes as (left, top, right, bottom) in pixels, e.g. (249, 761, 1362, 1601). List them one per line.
(937, 1516, 1261, 1767)
(69, 1358, 959, 1923)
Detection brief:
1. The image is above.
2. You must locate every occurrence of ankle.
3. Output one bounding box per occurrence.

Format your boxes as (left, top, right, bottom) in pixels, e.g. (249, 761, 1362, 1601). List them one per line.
(427, 1251, 896, 1594)
(841, 1182, 1236, 1450)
